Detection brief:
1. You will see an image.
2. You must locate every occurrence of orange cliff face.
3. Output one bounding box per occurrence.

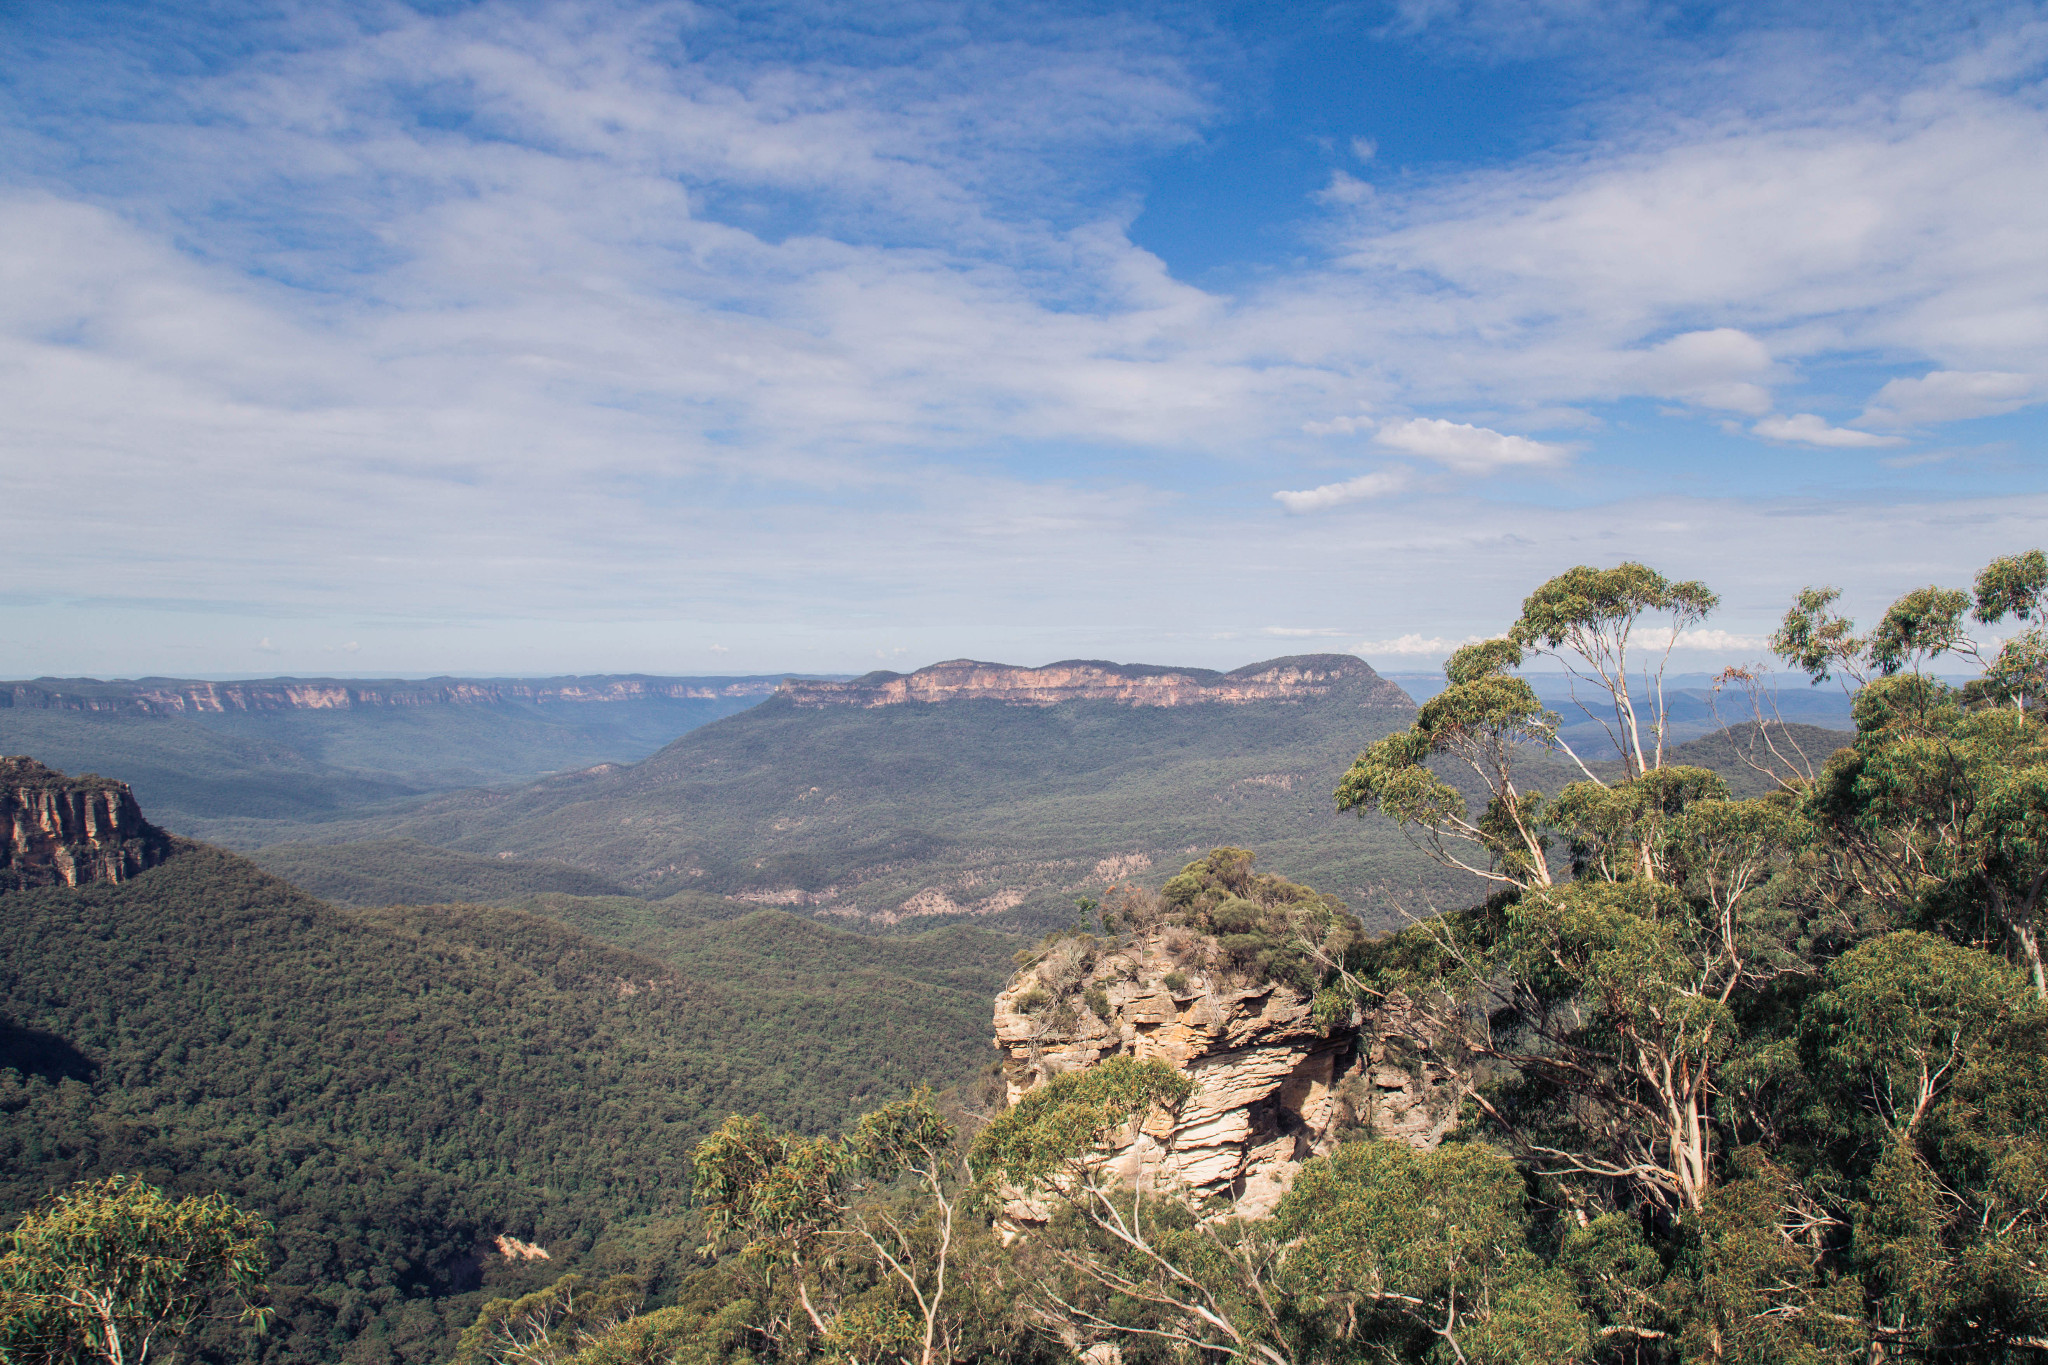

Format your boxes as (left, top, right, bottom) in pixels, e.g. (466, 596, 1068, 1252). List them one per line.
(1, 758, 173, 892)
(778, 653, 1415, 710)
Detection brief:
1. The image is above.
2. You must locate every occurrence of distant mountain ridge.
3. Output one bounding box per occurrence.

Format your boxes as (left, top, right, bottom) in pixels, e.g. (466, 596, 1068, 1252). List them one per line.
(310, 653, 1435, 926)
(2, 673, 790, 715)
(781, 653, 1412, 710)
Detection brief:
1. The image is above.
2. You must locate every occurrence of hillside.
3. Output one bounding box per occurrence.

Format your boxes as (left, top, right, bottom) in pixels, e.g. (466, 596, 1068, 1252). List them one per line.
(250, 838, 635, 906)
(0, 838, 1017, 1364)
(321, 654, 1448, 929)
(0, 673, 785, 842)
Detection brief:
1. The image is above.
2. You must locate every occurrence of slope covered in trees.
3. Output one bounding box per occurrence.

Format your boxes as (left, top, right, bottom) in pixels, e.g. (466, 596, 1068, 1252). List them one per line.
(292, 658, 1440, 928)
(0, 842, 1016, 1363)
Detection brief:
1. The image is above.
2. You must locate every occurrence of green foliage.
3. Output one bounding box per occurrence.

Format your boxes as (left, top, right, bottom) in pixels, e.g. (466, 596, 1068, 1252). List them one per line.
(1665, 1152, 1866, 1365)
(1771, 585, 1865, 686)
(0, 1175, 270, 1365)
(1806, 672, 2048, 993)
(1140, 847, 1363, 991)
(1336, 652, 1559, 888)
(1869, 586, 1972, 677)
(969, 1058, 1193, 1196)
(691, 1091, 958, 1261)
(451, 1273, 642, 1365)
(1277, 1140, 1589, 1365)
(1507, 563, 1717, 656)
(1973, 549, 2048, 625)
(1799, 935, 2048, 1356)
(1776, 548, 2048, 693)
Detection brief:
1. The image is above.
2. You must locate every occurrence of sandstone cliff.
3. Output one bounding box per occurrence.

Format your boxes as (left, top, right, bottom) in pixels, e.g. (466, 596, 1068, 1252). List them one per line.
(2, 757, 173, 892)
(991, 851, 1461, 1220)
(782, 654, 1413, 710)
(0, 674, 784, 715)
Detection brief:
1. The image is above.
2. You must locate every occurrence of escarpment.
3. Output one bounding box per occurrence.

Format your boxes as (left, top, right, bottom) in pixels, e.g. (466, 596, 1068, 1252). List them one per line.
(1, 673, 783, 715)
(992, 850, 1462, 1220)
(783, 653, 1413, 710)
(2, 757, 173, 891)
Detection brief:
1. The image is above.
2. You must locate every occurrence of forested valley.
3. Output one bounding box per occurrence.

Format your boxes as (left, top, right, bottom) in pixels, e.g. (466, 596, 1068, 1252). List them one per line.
(7, 557, 2048, 1365)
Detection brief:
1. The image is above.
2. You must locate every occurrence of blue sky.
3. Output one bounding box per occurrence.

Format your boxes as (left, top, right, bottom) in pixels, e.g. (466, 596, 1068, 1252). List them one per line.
(3, 0, 2046, 678)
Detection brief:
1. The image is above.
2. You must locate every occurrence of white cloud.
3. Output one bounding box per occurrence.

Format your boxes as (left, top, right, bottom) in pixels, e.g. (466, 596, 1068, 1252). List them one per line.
(1859, 370, 2042, 426)
(1620, 328, 1776, 415)
(1351, 634, 1487, 658)
(1635, 627, 1770, 653)
(1316, 170, 1373, 206)
(1752, 413, 1906, 448)
(1302, 413, 1374, 436)
(5, 4, 2048, 675)
(1350, 137, 1378, 162)
(1373, 418, 1568, 472)
(1273, 468, 1412, 513)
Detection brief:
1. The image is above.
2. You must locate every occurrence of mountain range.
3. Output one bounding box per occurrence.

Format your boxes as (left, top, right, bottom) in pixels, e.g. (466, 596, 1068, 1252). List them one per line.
(265, 654, 1455, 928)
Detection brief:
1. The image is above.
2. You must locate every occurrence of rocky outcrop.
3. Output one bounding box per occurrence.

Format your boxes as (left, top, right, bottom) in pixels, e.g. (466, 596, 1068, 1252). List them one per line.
(0, 674, 785, 715)
(783, 654, 1413, 710)
(993, 930, 1461, 1220)
(2, 758, 173, 892)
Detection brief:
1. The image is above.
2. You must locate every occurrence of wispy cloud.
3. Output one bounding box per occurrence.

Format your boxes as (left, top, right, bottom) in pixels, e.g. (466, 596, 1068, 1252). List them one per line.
(1620, 328, 1776, 416)
(1351, 633, 1488, 658)
(1273, 468, 1413, 513)
(3, 2, 2047, 674)
(1302, 413, 1374, 436)
(1859, 370, 2043, 426)
(1752, 414, 1905, 449)
(1373, 419, 1568, 472)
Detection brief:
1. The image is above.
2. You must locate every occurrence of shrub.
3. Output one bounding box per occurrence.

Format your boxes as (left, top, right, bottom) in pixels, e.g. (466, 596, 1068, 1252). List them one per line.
(1112, 848, 1363, 992)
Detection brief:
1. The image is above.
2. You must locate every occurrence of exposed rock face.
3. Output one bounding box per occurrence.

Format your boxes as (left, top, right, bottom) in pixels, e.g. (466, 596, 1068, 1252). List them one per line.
(783, 654, 1413, 710)
(2, 757, 173, 892)
(0, 674, 784, 715)
(993, 931, 1460, 1220)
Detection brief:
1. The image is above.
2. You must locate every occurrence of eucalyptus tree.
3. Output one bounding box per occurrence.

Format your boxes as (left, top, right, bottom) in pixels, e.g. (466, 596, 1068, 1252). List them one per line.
(1771, 552, 2048, 996)
(690, 1090, 974, 1365)
(0, 1177, 270, 1365)
(1334, 564, 1805, 1220)
(1773, 549, 2048, 706)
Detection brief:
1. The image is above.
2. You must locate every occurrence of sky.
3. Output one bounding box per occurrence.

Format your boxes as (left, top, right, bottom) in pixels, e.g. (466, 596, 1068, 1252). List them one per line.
(3, 0, 2046, 679)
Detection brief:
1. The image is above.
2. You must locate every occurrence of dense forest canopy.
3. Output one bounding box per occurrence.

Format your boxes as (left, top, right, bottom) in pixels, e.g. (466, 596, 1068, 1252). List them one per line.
(0, 849, 1017, 1363)
(7, 555, 2048, 1364)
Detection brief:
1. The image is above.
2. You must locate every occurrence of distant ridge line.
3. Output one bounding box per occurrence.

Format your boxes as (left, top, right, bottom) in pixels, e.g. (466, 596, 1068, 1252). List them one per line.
(778, 653, 1415, 710)
(0, 674, 792, 715)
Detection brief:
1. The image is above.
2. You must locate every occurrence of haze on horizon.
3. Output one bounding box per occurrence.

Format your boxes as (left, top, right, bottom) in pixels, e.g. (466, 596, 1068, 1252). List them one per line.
(4, 0, 2046, 681)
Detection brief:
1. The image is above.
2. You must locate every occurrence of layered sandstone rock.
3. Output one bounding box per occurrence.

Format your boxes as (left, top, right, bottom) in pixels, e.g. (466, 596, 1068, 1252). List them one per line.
(783, 654, 1413, 710)
(1, 757, 173, 892)
(993, 929, 1461, 1220)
